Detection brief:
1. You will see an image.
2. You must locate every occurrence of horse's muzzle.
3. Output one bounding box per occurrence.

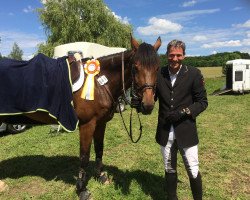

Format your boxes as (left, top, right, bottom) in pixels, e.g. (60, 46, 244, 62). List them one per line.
(140, 102, 154, 115)
(140, 88, 155, 115)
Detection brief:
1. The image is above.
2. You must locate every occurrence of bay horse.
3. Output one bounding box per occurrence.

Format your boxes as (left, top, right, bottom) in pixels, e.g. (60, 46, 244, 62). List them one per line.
(0, 35, 161, 199)
(74, 36, 161, 199)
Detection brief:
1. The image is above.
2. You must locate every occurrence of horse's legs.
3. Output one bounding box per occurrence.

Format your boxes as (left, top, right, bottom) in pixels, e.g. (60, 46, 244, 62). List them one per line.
(77, 122, 96, 200)
(93, 122, 108, 183)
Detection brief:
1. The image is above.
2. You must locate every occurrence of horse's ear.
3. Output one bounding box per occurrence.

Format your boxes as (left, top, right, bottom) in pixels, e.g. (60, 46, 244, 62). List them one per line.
(153, 37, 162, 51)
(131, 34, 139, 51)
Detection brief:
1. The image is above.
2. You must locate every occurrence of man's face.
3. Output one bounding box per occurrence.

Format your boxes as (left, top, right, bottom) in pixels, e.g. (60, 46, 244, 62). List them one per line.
(167, 47, 185, 72)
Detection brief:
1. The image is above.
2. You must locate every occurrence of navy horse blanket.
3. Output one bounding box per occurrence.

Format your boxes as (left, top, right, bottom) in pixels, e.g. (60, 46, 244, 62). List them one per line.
(0, 53, 78, 132)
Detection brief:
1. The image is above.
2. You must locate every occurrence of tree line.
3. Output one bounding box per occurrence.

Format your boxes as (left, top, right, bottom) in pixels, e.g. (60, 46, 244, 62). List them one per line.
(159, 51, 250, 67)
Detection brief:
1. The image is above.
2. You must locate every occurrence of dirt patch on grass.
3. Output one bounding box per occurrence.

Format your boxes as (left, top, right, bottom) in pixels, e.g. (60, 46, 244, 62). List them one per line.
(6, 179, 47, 198)
(227, 169, 250, 198)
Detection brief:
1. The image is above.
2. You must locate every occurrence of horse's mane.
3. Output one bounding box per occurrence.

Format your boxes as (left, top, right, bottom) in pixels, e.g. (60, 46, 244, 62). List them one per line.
(134, 42, 159, 69)
(97, 50, 130, 61)
(96, 50, 131, 70)
(84, 43, 159, 70)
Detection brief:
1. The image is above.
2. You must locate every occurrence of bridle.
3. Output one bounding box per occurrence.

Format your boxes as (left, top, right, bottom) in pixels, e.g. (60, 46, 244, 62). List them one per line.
(119, 51, 156, 143)
(130, 64, 156, 108)
(100, 50, 157, 143)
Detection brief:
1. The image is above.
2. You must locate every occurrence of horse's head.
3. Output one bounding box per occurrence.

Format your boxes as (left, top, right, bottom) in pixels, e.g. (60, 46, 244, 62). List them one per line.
(130, 36, 161, 115)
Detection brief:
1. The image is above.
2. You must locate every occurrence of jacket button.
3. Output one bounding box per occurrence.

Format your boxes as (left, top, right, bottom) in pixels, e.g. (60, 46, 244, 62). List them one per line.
(171, 98, 174, 101)
(171, 105, 173, 108)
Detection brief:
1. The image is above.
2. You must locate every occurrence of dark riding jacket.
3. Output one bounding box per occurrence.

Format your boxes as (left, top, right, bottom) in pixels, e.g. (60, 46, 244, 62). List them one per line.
(155, 65, 208, 148)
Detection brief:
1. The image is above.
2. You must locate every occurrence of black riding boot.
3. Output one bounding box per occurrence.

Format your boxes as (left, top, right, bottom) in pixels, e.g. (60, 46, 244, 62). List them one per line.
(189, 172, 202, 200)
(165, 171, 178, 200)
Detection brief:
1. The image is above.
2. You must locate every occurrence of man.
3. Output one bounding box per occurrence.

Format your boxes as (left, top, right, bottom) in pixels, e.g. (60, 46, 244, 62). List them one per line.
(155, 40, 208, 200)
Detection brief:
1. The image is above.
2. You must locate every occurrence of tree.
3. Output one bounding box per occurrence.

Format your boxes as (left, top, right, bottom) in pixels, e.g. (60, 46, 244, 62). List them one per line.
(37, 0, 133, 57)
(8, 42, 23, 60)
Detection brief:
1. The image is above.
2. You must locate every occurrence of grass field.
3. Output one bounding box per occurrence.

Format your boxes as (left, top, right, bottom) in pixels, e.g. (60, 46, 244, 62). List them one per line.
(0, 68, 249, 200)
(198, 66, 223, 78)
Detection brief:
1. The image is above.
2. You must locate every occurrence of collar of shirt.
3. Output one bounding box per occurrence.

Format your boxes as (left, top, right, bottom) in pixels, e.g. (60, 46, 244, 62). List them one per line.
(168, 65, 182, 76)
(168, 65, 182, 86)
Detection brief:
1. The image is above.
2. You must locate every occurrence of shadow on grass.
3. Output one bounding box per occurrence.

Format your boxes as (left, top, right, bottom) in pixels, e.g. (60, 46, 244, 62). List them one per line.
(106, 165, 166, 200)
(0, 155, 165, 199)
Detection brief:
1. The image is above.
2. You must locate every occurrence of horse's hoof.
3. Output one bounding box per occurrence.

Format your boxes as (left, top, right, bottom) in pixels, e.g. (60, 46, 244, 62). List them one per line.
(79, 190, 91, 200)
(98, 172, 110, 184)
(0, 180, 9, 192)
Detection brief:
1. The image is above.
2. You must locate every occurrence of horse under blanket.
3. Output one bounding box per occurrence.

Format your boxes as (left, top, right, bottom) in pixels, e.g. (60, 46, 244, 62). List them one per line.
(0, 53, 78, 132)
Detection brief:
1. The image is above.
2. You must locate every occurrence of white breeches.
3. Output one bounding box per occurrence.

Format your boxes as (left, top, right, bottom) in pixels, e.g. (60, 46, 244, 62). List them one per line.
(161, 133, 199, 178)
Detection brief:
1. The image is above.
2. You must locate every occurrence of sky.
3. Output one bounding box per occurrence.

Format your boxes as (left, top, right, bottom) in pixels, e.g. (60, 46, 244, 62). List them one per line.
(0, 0, 250, 60)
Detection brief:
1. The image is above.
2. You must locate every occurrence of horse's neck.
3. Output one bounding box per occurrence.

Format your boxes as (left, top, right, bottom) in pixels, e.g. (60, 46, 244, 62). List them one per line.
(100, 51, 133, 100)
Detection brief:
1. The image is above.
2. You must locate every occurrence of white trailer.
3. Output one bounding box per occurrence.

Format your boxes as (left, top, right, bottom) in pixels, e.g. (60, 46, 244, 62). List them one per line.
(212, 59, 250, 95)
(225, 59, 250, 93)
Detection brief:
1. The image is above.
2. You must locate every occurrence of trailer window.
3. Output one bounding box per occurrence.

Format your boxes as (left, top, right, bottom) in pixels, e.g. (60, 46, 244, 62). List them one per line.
(235, 71, 243, 81)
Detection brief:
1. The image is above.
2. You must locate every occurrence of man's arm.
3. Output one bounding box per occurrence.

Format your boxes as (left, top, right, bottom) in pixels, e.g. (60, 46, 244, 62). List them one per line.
(188, 70, 208, 119)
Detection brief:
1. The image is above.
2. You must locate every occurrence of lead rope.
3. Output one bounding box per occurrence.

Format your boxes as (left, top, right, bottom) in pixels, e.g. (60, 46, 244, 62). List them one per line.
(118, 103, 143, 143)
(119, 52, 142, 143)
(121, 52, 131, 105)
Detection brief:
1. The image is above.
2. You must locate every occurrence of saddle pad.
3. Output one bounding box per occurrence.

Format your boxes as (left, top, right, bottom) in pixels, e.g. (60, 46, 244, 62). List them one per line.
(0, 53, 78, 132)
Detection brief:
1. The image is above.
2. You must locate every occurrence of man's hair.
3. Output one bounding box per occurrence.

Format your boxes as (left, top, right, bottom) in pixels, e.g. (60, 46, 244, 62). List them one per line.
(166, 40, 186, 55)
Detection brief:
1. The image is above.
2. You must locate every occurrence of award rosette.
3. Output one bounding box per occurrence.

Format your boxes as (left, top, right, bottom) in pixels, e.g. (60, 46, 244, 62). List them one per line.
(81, 59, 100, 100)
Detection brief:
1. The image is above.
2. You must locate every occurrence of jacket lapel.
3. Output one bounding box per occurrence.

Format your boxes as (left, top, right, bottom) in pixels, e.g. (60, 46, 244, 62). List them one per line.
(173, 65, 188, 88)
(161, 67, 172, 89)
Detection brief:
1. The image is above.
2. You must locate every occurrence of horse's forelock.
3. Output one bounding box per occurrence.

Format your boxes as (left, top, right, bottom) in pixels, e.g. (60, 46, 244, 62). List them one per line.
(134, 43, 159, 69)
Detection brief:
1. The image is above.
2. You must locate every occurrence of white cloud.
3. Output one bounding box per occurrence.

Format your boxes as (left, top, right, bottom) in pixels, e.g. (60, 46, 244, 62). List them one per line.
(105, 5, 130, 24)
(182, 0, 197, 7)
(112, 12, 130, 24)
(193, 35, 207, 41)
(202, 40, 242, 48)
(233, 19, 250, 28)
(157, 9, 220, 22)
(137, 17, 182, 36)
(242, 38, 250, 45)
(23, 5, 34, 13)
(231, 7, 242, 11)
(40, 0, 47, 4)
(246, 31, 250, 38)
(212, 50, 218, 54)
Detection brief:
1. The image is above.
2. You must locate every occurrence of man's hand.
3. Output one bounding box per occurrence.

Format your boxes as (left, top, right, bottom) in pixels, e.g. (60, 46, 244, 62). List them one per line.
(166, 110, 186, 123)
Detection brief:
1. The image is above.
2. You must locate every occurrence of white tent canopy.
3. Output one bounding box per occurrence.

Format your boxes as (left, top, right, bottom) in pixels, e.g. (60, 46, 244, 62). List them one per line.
(54, 42, 126, 59)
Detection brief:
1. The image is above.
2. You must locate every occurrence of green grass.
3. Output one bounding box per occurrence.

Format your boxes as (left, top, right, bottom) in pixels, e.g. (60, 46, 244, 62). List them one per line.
(0, 75, 250, 200)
